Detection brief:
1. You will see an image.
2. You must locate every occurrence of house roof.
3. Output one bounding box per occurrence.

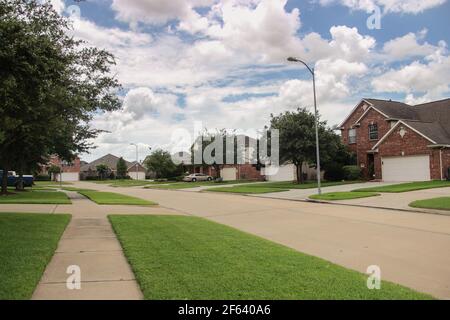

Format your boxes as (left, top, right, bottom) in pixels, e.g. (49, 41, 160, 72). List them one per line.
(361, 98, 450, 145)
(80, 154, 133, 171)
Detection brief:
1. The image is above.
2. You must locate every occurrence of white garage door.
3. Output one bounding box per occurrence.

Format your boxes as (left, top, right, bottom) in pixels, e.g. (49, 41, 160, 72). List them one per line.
(382, 155, 430, 182)
(129, 172, 146, 180)
(264, 164, 296, 182)
(221, 168, 237, 181)
(55, 172, 79, 182)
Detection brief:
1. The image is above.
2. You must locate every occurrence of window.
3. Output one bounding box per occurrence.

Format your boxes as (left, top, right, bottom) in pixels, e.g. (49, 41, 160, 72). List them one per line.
(348, 129, 356, 144)
(369, 124, 378, 140)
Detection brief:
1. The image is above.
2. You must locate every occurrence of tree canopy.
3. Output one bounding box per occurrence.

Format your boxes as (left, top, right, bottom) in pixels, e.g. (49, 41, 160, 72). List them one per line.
(116, 157, 128, 179)
(144, 149, 181, 179)
(0, 0, 121, 193)
(270, 108, 353, 183)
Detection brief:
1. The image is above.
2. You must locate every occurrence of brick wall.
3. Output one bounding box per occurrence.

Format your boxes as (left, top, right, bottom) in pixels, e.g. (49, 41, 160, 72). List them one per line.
(374, 125, 442, 180)
(341, 104, 392, 178)
(48, 155, 81, 173)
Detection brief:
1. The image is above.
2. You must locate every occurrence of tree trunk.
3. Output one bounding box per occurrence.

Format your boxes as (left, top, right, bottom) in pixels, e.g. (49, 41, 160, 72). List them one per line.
(295, 163, 304, 184)
(16, 172, 24, 191)
(1, 167, 8, 195)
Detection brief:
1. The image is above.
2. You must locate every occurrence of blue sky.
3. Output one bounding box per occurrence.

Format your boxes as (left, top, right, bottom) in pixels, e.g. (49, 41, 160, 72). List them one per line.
(52, 0, 450, 161)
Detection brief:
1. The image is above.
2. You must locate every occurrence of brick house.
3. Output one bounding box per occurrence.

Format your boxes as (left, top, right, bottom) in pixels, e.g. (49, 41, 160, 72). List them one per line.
(80, 154, 147, 180)
(340, 98, 450, 181)
(40, 155, 81, 181)
(189, 135, 265, 181)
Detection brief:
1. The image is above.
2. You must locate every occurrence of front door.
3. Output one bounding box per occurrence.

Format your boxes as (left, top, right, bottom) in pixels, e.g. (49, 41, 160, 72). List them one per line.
(367, 154, 375, 180)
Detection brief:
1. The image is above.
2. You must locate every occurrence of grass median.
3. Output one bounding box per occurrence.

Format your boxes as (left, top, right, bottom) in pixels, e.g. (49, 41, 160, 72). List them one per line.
(0, 190, 71, 204)
(109, 215, 432, 300)
(0, 213, 71, 299)
(206, 186, 290, 194)
(310, 192, 380, 201)
(410, 197, 450, 211)
(79, 191, 157, 206)
(353, 181, 450, 193)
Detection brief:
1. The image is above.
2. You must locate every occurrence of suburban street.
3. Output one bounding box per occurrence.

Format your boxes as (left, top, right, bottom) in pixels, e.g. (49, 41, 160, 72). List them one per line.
(21, 181, 450, 299)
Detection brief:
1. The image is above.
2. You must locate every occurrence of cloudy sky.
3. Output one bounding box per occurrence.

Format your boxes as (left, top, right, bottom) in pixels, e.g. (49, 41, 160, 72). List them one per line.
(51, 0, 450, 162)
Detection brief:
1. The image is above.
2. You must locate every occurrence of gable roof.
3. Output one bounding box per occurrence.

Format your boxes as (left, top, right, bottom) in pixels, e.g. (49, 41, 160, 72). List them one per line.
(344, 98, 450, 145)
(80, 154, 133, 171)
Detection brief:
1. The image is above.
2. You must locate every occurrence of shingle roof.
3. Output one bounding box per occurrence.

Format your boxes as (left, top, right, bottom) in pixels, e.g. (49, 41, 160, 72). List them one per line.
(365, 98, 450, 145)
(80, 154, 133, 171)
(365, 99, 417, 120)
(402, 120, 450, 145)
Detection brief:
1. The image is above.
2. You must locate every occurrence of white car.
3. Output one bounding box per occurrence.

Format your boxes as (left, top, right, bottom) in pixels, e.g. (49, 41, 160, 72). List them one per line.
(183, 173, 213, 182)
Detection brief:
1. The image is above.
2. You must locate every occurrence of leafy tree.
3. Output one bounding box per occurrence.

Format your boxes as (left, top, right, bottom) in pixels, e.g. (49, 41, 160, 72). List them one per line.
(144, 149, 180, 179)
(96, 164, 109, 180)
(47, 165, 61, 182)
(116, 157, 128, 179)
(0, 0, 121, 194)
(270, 108, 352, 183)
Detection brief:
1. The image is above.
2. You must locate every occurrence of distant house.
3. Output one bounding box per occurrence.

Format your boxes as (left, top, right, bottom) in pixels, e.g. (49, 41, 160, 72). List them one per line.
(189, 135, 264, 181)
(40, 155, 81, 182)
(340, 98, 450, 181)
(80, 154, 146, 180)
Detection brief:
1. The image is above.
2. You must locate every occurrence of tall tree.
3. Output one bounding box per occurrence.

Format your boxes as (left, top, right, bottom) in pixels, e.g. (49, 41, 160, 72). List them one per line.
(116, 157, 128, 179)
(96, 164, 109, 181)
(0, 0, 121, 194)
(270, 108, 351, 183)
(144, 149, 180, 179)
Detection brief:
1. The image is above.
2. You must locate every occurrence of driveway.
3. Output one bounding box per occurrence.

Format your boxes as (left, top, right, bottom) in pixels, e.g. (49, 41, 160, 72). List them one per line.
(69, 181, 450, 299)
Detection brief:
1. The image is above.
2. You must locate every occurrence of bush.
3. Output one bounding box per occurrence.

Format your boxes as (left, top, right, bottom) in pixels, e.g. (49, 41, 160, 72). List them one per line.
(324, 164, 346, 181)
(215, 177, 224, 183)
(34, 174, 51, 181)
(85, 176, 99, 181)
(343, 165, 361, 180)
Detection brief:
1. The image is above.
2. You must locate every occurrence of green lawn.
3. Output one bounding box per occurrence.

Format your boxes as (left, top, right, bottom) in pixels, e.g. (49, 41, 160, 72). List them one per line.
(310, 192, 380, 201)
(0, 213, 71, 300)
(252, 180, 363, 189)
(353, 180, 450, 193)
(109, 215, 432, 300)
(0, 190, 71, 204)
(206, 186, 290, 194)
(79, 191, 157, 206)
(145, 181, 243, 190)
(109, 180, 155, 187)
(34, 181, 73, 187)
(410, 197, 450, 211)
(61, 187, 96, 192)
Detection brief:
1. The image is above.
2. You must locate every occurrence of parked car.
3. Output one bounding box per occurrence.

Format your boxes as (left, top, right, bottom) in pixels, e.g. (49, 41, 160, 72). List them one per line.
(183, 173, 213, 182)
(0, 170, 34, 187)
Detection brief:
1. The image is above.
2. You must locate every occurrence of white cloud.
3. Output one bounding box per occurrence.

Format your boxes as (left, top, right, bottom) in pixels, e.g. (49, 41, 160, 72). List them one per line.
(382, 29, 437, 60)
(111, 0, 215, 26)
(372, 44, 450, 97)
(320, 0, 447, 14)
(122, 87, 180, 120)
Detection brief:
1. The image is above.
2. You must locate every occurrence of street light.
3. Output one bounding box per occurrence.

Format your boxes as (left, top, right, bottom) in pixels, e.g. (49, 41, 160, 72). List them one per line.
(287, 57, 322, 195)
(130, 143, 138, 180)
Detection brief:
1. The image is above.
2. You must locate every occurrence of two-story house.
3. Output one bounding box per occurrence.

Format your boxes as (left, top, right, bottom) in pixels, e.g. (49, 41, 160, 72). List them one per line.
(340, 98, 450, 182)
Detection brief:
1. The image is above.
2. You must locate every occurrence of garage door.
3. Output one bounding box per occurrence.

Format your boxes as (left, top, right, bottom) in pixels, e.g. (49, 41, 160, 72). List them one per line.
(382, 155, 430, 182)
(264, 164, 296, 181)
(221, 168, 237, 181)
(54, 172, 80, 182)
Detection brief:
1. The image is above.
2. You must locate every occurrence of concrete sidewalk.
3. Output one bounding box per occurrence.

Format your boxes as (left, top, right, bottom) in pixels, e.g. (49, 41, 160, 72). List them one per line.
(30, 191, 180, 300)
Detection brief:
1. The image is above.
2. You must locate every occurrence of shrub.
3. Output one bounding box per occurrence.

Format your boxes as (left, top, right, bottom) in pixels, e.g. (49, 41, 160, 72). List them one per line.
(343, 165, 362, 180)
(34, 174, 51, 181)
(85, 176, 99, 181)
(324, 164, 346, 181)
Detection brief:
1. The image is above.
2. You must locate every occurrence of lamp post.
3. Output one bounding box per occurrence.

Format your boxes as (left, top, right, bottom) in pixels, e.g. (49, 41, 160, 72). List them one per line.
(287, 57, 322, 195)
(130, 143, 138, 180)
